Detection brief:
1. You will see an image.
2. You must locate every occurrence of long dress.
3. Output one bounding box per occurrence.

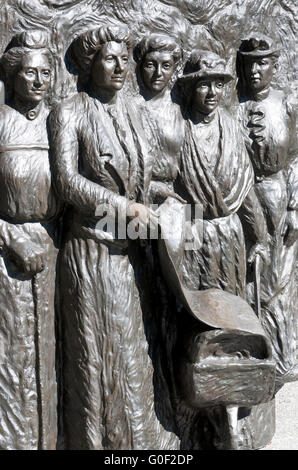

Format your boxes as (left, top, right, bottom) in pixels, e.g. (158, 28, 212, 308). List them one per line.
(50, 90, 179, 450)
(238, 88, 298, 388)
(0, 102, 60, 450)
(175, 107, 271, 450)
(132, 87, 189, 442)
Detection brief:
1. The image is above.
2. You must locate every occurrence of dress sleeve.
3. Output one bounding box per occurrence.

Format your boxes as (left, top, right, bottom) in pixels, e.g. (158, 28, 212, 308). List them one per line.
(0, 219, 32, 249)
(49, 100, 130, 219)
(287, 157, 298, 210)
(238, 186, 267, 243)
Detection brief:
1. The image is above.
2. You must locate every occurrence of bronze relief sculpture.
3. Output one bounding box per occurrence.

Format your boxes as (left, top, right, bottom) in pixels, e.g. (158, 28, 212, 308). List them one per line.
(0, 0, 296, 452)
(0, 30, 60, 450)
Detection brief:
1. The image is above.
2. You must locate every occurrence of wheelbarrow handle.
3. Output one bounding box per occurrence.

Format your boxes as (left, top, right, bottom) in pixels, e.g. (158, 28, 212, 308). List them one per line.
(254, 253, 262, 319)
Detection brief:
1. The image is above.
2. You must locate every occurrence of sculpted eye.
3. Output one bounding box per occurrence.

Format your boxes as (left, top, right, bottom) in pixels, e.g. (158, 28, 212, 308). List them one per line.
(197, 82, 208, 90)
(122, 56, 128, 63)
(105, 56, 114, 62)
(163, 63, 171, 69)
(42, 70, 50, 77)
(25, 69, 35, 76)
(216, 81, 224, 88)
(145, 62, 154, 69)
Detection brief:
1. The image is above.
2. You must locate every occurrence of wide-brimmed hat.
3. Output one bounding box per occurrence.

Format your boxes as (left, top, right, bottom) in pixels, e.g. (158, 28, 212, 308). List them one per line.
(238, 34, 280, 57)
(179, 50, 233, 84)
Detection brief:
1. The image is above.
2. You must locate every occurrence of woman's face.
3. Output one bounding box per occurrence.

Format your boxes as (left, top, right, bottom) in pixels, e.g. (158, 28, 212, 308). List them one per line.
(91, 41, 129, 92)
(141, 51, 175, 93)
(192, 78, 224, 115)
(243, 56, 277, 92)
(13, 50, 51, 104)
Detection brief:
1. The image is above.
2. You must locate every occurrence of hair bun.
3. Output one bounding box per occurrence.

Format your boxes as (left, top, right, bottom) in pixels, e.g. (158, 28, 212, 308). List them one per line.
(7, 30, 49, 51)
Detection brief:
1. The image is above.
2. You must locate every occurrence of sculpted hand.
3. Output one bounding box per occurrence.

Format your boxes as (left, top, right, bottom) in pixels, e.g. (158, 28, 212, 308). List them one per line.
(8, 237, 46, 275)
(159, 191, 187, 204)
(283, 210, 298, 247)
(248, 241, 269, 267)
(127, 202, 159, 234)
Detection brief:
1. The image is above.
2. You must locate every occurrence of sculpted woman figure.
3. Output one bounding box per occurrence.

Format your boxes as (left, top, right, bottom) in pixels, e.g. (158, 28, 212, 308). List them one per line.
(50, 24, 179, 450)
(171, 51, 273, 449)
(133, 34, 187, 443)
(134, 33, 184, 205)
(237, 35, 298, 389)
(0, 30, 60, 449)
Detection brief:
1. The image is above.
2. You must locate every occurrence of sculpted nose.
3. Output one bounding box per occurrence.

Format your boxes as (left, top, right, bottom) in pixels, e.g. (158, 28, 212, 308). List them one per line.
(208, 82, 216, 97)
(115, 58, 124, 72)
(251, 62, 259, 74)
(34, 71, 43, 87)
(155, 64, 162, 78)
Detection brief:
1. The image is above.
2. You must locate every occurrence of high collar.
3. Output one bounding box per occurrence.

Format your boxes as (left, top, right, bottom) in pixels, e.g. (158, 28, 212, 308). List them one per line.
(144, 87, 173, 112)
(142, 83, 170, 102)
(12, 98, 45, 120)
(191, 108, 217, 125)
(249, 85, 271, 102)
(88, 85, 118, 105)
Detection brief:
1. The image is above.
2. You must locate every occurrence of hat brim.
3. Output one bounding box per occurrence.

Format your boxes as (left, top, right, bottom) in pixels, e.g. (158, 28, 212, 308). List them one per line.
(178, 71, 233, 84)
(238, 49, 280, 57)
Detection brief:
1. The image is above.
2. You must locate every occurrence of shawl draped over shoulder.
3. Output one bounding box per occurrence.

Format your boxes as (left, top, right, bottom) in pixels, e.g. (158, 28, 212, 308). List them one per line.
(180, 108, 254, 219)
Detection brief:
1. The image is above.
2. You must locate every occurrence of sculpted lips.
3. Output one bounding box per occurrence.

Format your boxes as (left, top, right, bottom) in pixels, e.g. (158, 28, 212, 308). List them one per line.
(151, 79, 166, 89)
(151, 79, 165, 85)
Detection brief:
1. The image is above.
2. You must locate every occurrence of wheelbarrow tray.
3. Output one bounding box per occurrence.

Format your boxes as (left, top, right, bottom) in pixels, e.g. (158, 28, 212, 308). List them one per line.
(181, 357, 276, 408)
